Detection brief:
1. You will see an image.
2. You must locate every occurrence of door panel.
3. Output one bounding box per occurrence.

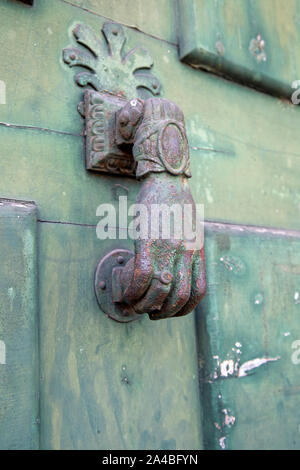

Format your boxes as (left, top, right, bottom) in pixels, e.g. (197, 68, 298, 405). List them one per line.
(0, 126, 139, 226)
(198, 224, 300, 450)
(0, 200, 39, 450)
(64, 0, 177, 44)
(38, 224, 203, 449)
(1, 1, 300, 230)
(177, 0, 300, 97)
(1, 0, 300, 451)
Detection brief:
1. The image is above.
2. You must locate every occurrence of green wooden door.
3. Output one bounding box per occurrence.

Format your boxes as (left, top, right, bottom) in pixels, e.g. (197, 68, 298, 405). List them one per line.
(0, 0, 300, 450)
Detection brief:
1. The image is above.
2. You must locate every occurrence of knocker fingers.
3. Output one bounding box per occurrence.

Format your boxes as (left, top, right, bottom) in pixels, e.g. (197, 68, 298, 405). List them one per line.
(121, 240, 153, 304)
(133, 274, 173, 314)
(149, 252, 193, 320)
(175, 248, 206, 317)
(132, 254, 175, 314)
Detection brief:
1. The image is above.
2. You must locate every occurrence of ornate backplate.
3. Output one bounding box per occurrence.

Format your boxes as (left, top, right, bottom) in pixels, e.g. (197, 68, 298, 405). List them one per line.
(63, 21, 162, 176)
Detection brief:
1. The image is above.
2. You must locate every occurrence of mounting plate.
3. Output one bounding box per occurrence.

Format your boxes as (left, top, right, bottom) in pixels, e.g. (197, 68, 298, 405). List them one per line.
(84, 90, 136, 176)
(94, 249, 140, 323)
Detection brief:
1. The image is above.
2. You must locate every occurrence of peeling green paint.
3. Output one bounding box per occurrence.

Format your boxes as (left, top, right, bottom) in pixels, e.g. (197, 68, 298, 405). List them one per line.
(198, 224, 300, 450)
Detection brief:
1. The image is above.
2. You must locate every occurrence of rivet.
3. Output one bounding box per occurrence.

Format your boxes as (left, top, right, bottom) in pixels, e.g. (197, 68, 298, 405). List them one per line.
(99, 280, 106, 290)
(123, 309, 130, 316)
(117, 256, 124, 264)
(153, 82, 158, 89)
(69, 53, 76, 60)
(112, 29, 118, 36)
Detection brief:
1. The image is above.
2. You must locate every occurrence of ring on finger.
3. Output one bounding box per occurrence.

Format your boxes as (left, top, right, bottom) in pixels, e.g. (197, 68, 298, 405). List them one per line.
(153, 270, 173, 285)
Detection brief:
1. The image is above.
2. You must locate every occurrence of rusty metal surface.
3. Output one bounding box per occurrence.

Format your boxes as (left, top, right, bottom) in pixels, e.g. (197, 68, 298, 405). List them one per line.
(63, 22, 161, 99)
(84, 90, 136, 176)
(95, 249, 140, 323)
(62, 20, 206, 321)
(117, 97, 191, 179)
(63, 21, 163, 176)
(95, 97, 206, 321)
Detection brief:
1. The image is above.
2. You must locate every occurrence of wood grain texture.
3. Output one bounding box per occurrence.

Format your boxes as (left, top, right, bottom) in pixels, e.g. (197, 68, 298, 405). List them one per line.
(0, 126, 140, 225)
(63, 0, 177, 44)
(0, 0, 300, 230)
(38, 223, 203, 449)
(0, 200, 39, 449)
(1, 0, 300, 451)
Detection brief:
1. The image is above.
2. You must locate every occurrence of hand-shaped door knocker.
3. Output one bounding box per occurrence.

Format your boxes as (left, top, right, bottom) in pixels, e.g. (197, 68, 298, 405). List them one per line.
(62, 22, 206, 322)
(95, 97, 206, 322)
